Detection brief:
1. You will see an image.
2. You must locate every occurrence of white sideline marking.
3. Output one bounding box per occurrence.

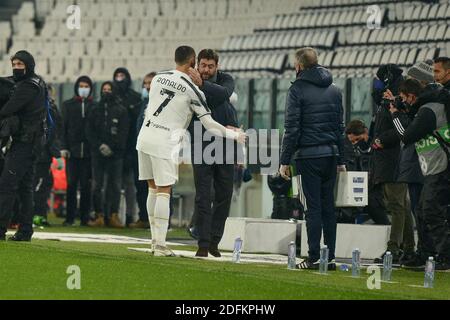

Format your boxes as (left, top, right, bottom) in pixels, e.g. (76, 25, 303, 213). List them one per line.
(5, 231, 186, 246)
(128, 247, 293, 265)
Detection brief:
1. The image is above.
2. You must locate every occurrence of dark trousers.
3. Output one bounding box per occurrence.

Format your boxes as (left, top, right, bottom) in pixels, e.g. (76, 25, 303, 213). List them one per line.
(92, 156, 123, 217)
(297, 157, 337, 261)
(66, 157, 91, 224)
(417, 170, 450, 259)
(193, 163, 234, 248)
(34, 162, 53, 217)
(367, 183, 390, 225)
(133, 155, 148, 222)
(0, 142, 36, 235)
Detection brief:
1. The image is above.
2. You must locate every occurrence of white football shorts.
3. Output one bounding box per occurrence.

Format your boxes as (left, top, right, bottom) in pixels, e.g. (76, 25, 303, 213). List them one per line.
(138, 151, 179, 186)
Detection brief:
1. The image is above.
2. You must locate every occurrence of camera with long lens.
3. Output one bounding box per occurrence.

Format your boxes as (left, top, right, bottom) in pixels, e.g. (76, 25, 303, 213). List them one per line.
(381, 96, 406, 111)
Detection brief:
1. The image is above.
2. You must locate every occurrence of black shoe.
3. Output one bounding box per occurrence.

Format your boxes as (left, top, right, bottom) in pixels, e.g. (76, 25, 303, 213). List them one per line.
(195, 247, 208, 257)
(373, 251, 400, 264)
(435, 258, 450, 271)
(400, 252, 417, 265)
(328, 259, 337, 271)
(208, 244, 221, 258)
(62, 220, 75, 227)
(188, 226, 199, 240)
(296, 258, 320, 270)
(8, 232, 32, 242)
(401, 254, 426, 269)
(80, 221, 89, 227)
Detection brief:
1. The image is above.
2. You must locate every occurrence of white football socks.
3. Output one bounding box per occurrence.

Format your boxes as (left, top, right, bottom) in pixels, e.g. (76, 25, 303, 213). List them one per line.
(153, 192, 171, 247)
(147, 188, 157, 244)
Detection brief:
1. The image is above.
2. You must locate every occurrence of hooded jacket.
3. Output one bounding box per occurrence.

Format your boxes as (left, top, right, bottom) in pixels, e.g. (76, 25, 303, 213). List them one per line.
(61, 76, 96, 159)
(86, 88, 129, 159)
(280, 65, 344, 165)
(0, 51, 46, 144)
(113, 68, 142, 165)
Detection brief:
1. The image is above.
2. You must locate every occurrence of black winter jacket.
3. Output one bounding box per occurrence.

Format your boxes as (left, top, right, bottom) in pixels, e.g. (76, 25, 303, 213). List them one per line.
(86, 96, 129, 159)
(113, 68, 142, 165)
(61, 76, 96, 159)
(280, 66, 344, 165)
(0, 74, 46, 144)
(188, 71, 239, 164)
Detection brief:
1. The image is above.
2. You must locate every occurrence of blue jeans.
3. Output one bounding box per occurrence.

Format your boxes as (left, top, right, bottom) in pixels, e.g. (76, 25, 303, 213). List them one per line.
(296, 157, 337, 261)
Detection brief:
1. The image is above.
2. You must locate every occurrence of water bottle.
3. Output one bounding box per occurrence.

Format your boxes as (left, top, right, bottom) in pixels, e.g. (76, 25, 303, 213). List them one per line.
(424, 257, 435, 288)
(287, 241, 296, 270)
(232, 237, 243, 263)
(352, 248, 361, 277)
(382, 251, 393, 281)
(319, 245, 329, 274)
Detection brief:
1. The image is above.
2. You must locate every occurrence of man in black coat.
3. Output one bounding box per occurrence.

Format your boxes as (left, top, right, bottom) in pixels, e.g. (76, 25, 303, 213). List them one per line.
(60, 75, 95, 226)
(0, 50, 46, 241)
(279, 47, 345, 270)
(113, 67, 142, 225)
(86, 82, 129, 228)
(370, 64, 413, 263)
(187, 49, 240, 257)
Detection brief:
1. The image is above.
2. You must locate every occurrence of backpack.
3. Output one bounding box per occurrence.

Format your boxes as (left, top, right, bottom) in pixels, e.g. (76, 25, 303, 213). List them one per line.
(43, 86, 56, 142)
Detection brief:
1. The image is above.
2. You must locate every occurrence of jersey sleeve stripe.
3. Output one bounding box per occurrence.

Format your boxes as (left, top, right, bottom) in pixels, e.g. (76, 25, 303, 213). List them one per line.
(180, 76, 211, 113)
(197, 113, 211, 119)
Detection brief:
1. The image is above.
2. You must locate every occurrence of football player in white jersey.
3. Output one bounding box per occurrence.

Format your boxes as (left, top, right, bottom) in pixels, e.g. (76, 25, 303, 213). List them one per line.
(136, 46, 246, 256)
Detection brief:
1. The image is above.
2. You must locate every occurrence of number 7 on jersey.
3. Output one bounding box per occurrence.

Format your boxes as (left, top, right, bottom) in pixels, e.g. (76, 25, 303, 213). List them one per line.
(153, 88, 175, 117)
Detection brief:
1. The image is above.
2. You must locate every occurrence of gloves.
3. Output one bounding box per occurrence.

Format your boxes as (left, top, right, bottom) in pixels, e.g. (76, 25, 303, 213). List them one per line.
(55, 157, 64, 170)
(60, 149, 70, 159)
(99, 144, 113, 157)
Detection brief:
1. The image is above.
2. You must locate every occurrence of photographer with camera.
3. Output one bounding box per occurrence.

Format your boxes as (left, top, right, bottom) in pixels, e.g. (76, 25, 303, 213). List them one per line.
(370, 64, 415, 264)
(389, 78, 450, 270)
(345, 120, 390, 225)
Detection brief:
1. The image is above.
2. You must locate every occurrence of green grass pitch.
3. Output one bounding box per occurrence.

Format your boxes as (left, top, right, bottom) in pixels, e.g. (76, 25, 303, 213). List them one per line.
(1, 221, 449, 300)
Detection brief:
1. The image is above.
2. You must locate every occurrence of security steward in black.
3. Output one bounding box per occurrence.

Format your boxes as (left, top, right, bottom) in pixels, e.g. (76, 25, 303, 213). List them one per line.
(0, 50, 46, 241)
(187, 49, 240, 258)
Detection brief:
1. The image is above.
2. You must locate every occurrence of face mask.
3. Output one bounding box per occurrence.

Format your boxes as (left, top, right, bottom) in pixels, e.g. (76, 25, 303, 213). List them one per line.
(355, 140, 371, 152)
(13, 69, 26, 81)
(101, 92, 113, 101)
(115, 79, 128, 92)
(78, 87, 90, 98)
(141, 88, 149, 99)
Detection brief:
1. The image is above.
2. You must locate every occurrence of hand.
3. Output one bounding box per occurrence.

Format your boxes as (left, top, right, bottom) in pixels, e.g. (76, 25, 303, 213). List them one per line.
(337, 165, 346, 173)
(374, 138, 383, 149)
(236, 131, 247, 145)
(279, 165, 291, 180)
(389, 104, 399, 114)
(188, 68, 203, 87)
(54, 157, 64, 170)
(99, 144, 113, 157)
(383, 89, 395, 101)
(60, 149, 70, 159)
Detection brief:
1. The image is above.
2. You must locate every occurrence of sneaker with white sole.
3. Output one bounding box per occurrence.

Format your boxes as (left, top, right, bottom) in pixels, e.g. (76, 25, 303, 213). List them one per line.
(153, 245, 176, 257)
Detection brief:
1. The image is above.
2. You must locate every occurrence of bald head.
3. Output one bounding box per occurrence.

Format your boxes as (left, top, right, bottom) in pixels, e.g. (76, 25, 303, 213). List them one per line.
(294, 47, 318, 72)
